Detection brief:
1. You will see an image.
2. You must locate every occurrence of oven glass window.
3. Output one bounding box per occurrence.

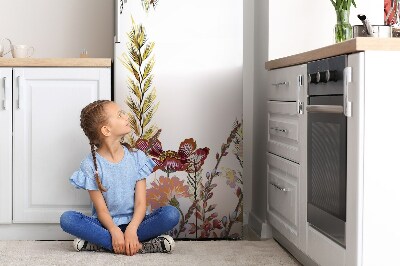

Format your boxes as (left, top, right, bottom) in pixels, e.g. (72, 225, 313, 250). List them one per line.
(308, 113, 347, 221)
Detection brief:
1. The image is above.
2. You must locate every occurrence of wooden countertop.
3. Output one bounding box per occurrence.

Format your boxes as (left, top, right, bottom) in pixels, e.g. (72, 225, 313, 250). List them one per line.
(265, 37, 400, 70)
(0, 58, 112, 67)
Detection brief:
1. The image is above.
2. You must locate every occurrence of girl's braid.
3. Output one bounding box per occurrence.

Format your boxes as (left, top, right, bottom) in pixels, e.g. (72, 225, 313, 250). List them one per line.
(80, 100, 111, 192)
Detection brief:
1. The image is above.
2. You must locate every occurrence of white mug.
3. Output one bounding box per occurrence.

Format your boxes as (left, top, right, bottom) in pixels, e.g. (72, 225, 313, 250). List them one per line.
(0, 38, 12, 57)
(11, 44, 34, 58)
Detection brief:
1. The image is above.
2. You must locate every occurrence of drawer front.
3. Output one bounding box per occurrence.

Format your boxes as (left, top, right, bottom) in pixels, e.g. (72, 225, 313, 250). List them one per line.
(267, 153, 299, 244)
(267, 101, 299, 163)
(266, 64, 306, 101)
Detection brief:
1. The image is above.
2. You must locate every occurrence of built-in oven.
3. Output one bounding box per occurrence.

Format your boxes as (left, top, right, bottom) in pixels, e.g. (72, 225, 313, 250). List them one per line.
(306, 55, 347, 248)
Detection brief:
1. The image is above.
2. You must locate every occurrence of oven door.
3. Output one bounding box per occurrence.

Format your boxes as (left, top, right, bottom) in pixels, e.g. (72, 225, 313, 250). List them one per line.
(306, 95, 347, 248)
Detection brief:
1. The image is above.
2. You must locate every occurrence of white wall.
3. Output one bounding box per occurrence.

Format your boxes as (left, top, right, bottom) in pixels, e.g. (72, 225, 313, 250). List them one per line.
(246, 0, 273, 238)
(0, 0, 113, 58)
(243, 0, 255, 226)
(268, 0, 383, 60)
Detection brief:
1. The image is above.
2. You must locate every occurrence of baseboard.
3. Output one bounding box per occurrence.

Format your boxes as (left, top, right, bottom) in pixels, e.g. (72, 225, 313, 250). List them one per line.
(272, 228, 318, 266)
(248, 211, 272, 239)
(0, 224, 73, 240)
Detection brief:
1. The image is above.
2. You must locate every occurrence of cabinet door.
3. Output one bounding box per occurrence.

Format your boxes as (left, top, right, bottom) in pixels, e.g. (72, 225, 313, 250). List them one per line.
(13, 67, 111, 223)
(267, 152, 299, 246)
(0, 68, 12, 224)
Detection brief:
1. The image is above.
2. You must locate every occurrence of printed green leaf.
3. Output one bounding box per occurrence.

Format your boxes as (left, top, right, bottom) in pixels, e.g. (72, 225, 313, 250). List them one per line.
(127, 78, 142, 101)
(142, 42, 155, 62)
(143, 56, 155, 80)
(143, 102, 159, 128)
(142, 75, 153, 95)
(123, 17, 159, 141)
(142, 89, 157, 114)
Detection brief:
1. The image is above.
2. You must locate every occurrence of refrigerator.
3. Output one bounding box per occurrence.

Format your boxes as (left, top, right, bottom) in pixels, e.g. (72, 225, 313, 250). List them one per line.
(113, 0, 243, 239)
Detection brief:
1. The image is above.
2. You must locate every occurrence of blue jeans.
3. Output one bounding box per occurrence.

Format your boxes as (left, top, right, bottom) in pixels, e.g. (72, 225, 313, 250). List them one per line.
(60, 206, 180, 252)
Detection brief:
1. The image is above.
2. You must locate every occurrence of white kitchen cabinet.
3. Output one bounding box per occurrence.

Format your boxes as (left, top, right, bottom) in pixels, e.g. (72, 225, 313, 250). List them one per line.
(266, 64, 307, 253)
(0, 68, 12, 224)
(0, 66, 111, 238)
(267, 43, 400, 266)
(267, 101, 299, 163)
(267, 153, 299, 245)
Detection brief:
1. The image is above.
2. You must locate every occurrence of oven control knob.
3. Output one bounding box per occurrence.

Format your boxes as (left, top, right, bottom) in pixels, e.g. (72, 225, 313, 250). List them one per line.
(319, 71, 329, 83)
(309, 72, 320, 84)
(328, 70, 338, 82)
(319, 70, 338, 83)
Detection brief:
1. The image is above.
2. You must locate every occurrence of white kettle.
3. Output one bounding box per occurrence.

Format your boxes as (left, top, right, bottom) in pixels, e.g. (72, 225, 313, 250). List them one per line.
(0, 38, 12, 57)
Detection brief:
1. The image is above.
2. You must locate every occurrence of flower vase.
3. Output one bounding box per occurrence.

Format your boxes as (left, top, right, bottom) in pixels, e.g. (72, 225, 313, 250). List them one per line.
(335, 9, 352, 43)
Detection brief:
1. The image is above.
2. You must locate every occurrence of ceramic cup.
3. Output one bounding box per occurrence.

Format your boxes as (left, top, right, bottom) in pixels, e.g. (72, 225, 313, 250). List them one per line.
(0, 38, 12, 57)
(11, 44, 34, 58)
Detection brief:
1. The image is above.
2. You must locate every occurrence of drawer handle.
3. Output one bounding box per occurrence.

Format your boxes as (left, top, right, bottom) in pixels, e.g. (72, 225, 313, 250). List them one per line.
(2, 77, 6, 110)
(270, 181, 290, 192)
(272, 81, 289, 87)
(17, 76, 24, 109)
(270, 127, 288, 134)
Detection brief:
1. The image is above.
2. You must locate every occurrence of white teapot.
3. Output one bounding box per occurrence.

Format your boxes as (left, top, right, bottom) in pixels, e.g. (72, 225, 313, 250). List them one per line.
(0, 38, 12, 57)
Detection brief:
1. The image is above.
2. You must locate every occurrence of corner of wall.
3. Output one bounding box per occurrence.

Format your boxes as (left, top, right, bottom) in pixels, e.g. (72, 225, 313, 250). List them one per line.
(248, 210, 273, 239)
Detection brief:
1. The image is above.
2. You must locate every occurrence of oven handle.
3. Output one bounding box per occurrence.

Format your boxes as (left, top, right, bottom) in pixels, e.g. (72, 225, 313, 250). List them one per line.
(306, 105, 343, 114)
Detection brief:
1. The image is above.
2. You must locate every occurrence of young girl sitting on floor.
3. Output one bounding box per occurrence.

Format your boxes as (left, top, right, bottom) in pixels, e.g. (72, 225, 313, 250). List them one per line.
(60, 100, 179, 256)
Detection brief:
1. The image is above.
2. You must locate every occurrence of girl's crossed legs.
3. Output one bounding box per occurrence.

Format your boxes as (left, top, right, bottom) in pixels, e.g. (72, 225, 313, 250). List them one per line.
(60, 206, 180, 252)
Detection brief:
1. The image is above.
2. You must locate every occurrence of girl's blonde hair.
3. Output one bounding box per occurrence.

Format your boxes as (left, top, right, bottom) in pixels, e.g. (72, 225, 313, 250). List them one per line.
(80, 100, 133, 192)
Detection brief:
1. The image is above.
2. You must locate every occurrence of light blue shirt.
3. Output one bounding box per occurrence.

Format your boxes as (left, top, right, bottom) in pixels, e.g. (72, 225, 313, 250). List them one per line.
(70, 146, 156, 226)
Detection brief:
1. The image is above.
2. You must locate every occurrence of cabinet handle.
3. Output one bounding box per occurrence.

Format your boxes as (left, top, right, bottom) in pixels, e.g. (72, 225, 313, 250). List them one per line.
(269, 181, 290, 192)
(272, 81, 289, 87)
(2, 77, 6, 110)
(270, 127, 288, 133)
(17, 76, 23, 109)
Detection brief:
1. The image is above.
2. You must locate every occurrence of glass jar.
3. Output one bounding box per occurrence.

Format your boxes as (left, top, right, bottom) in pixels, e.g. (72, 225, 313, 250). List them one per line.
(335, 9, 352, 43)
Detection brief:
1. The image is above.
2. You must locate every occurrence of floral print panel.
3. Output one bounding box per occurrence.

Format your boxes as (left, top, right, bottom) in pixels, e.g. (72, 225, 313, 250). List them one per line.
(118, 0, 243, 239)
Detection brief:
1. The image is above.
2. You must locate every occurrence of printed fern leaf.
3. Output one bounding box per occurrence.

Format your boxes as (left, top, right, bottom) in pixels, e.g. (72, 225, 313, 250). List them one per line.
(142, 89, 157, 114)
(143, 56, 155, 81)
(142, 42, 155, 62)
(143, 125, 158, 140)
(127, 78, 142, 102)
(143, 102, 159, 128)
(122, 17, 159, 142)
(142, 75, 153, 95)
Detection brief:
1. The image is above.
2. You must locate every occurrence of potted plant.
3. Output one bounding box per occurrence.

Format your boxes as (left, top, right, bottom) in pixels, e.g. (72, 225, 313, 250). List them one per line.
(331, 0, 357, 42)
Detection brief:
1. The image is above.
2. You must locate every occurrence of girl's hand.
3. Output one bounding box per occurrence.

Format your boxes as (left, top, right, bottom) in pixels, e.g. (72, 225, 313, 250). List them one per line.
(110, 227, 125, 254)
(124, 226, 141, 256)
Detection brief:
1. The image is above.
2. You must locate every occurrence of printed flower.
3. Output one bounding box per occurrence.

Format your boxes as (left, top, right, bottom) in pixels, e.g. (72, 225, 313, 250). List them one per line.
(179, 138, 210, 173)
(153, 150, 189, 174)
(146, 176, 190, 210)
(135, 138, 163, 158)
(223, 167, 239, 188)
(138, 137, 209, 175)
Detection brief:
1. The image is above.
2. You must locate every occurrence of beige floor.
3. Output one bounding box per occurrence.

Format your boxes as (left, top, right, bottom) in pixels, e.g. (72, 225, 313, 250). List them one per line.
(0, 228, 301, 266)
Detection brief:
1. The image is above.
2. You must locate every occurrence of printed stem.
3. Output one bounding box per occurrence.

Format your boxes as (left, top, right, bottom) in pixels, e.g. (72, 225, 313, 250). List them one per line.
(225, 193, 243, 237)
